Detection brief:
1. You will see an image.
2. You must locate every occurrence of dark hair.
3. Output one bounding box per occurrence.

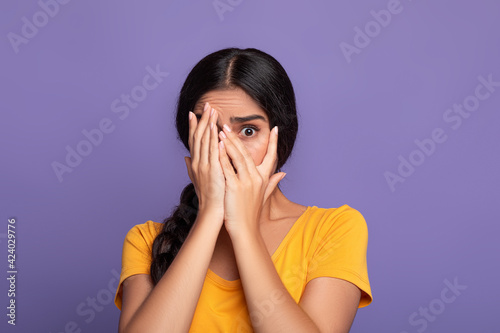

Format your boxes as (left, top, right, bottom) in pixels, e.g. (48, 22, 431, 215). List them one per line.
(150, 47, 298, 284)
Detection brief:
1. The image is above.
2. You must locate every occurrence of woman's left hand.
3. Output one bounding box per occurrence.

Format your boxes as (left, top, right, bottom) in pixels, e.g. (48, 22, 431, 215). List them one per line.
(218, 125, 286, 238)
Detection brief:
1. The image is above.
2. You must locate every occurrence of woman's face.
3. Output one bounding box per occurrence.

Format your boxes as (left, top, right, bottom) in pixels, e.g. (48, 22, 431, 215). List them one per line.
(193, 88, 271, 167)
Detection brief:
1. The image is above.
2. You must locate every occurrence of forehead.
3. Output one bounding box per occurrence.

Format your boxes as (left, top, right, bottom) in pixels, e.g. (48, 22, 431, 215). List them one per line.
(194, 88, 268, 121)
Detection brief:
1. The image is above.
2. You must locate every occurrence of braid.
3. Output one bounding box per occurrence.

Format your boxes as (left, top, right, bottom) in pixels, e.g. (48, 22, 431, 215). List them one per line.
(150, 183, 199, 285)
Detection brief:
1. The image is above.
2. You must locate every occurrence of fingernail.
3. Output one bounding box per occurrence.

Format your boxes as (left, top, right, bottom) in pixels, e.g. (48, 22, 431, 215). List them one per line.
(210, 122, 213, 130)
(220, 130, 227, 139)
(189, 111, 193, 120)
(223, 124, 231, 132)
(210, 108, 215, 116)
(204, 102, 210, 112)
(219, 141, 224, 149)
(274, 126, 278, 135)
(281, 173, 286, 180)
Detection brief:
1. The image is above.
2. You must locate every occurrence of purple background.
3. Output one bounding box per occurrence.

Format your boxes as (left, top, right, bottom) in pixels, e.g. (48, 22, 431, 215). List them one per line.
(1, 1, 499, 332)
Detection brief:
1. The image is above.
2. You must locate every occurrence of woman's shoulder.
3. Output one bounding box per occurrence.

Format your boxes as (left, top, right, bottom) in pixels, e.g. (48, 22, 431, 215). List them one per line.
(309, 203, 364, 215)
(304, 204, 367, 231)
(123, 220, 163, 246)
(281, 198, 365, 226)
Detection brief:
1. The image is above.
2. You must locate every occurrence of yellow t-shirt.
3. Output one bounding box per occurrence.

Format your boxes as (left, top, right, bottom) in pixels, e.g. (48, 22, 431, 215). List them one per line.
(114, 204, 373, 331)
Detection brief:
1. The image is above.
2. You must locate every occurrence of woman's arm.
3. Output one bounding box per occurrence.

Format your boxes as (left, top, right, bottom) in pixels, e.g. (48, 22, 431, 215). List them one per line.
(119, 103, 226, 332)
(231, 228, 320, 332)
(231, 229, 361, 333)
(299, 276, 361, 332)
(119, 208, 222, 333)
(217, 125, 362, 332)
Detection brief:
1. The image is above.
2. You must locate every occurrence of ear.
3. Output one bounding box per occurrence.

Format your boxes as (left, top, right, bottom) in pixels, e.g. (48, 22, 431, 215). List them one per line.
(184, 156, 194, 183)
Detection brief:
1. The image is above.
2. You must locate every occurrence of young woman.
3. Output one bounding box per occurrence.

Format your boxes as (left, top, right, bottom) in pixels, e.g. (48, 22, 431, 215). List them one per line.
(114, 47, 373, 332)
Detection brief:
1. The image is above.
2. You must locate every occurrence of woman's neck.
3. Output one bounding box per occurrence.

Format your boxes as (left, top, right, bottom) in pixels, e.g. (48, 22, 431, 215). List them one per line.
(260, 186, 291, 223)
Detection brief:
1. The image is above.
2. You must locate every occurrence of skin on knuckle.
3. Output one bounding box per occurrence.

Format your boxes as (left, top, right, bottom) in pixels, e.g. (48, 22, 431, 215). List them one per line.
(191, 162, 199, 172)
(208, 160, 217, 170)
(193, 132, 200, 144)
(241, 149, 251, 160)
(210, 142, 219, 156)
(204, 122, 211, 134)
(199, 163, 209, 173)
(241, 178, 252, 189)
(233, 152, 244, 163)
(198, 125, 207, 135)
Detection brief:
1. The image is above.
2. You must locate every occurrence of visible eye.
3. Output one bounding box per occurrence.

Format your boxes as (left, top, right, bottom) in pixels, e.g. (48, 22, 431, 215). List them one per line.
(240, 125, 260, 138)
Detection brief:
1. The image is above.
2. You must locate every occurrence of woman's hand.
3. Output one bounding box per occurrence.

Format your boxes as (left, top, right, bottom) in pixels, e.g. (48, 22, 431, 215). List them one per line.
(184, 102, 225, 218)
(217, 124, 286, 237)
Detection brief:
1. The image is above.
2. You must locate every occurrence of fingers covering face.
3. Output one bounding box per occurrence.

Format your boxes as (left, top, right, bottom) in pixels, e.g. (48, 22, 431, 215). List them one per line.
(218, 126, 251, 178)
(260, 126, 279, 174)
(188, 102, 211, 164)
(199, 104, 214, 165)
(218, 139, 237, 182)
(209, 108, 220, 165)
(218, 124, 279, 179)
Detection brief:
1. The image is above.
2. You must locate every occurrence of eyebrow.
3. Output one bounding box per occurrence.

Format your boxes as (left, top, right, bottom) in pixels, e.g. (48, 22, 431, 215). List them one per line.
(195, 114, 266, 124)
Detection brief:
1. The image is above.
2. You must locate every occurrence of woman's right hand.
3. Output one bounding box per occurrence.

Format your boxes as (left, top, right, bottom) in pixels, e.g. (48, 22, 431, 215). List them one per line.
(184, 102, 225, 219)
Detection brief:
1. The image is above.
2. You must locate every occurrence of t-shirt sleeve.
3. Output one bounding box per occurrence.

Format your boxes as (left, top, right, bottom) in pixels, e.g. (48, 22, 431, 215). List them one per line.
(114, 221, 160, 311)
(305, 206, 373, 307)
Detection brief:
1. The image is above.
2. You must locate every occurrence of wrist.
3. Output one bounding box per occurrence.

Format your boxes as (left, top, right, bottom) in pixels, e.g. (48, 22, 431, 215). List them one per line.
(196, 205, 224, 227)
(198, 203, 224, 218)
(227, 222, 261, 243)
(229, 225, 269, 263)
